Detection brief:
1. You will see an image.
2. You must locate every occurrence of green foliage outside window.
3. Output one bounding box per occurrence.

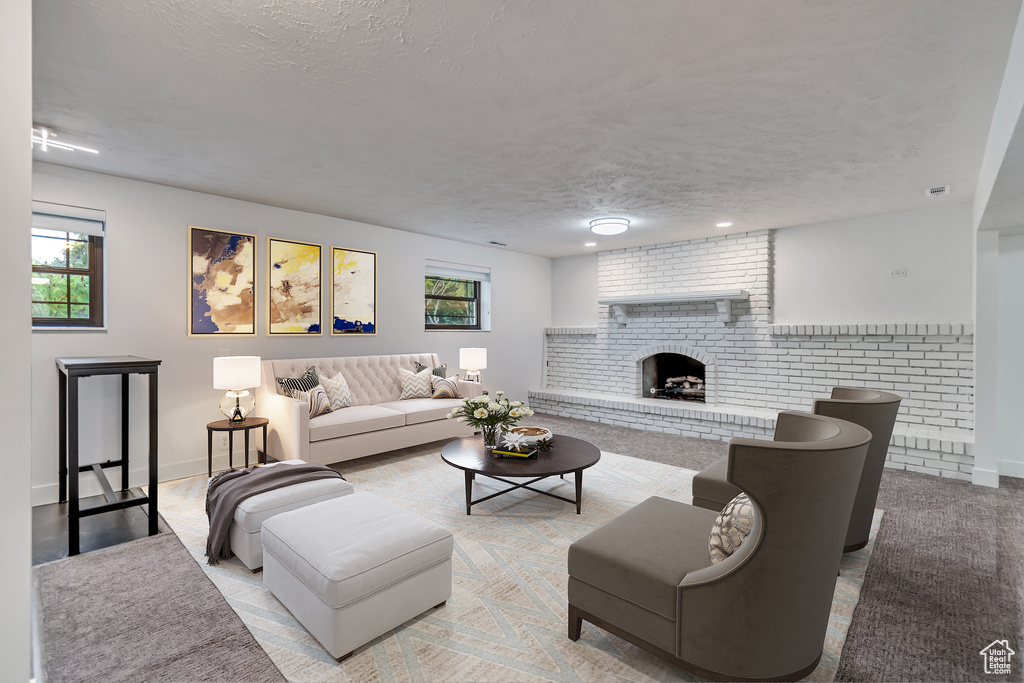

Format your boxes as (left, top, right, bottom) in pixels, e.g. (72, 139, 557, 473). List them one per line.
(425, 276, 480, 329)
(31, 228, 103, 327)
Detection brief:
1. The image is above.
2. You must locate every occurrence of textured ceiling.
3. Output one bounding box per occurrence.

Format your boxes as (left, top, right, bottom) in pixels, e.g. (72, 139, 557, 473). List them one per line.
(32, 0, 1023, 257)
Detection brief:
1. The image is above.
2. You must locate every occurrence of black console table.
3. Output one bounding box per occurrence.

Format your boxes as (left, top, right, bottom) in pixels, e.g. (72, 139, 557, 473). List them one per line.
(57, 356, 162, 556)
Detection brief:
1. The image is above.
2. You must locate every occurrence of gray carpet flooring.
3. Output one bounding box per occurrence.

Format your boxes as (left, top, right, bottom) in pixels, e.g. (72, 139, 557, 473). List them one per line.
(34, 519, 285, 683)
(537, 412, 1024, 683)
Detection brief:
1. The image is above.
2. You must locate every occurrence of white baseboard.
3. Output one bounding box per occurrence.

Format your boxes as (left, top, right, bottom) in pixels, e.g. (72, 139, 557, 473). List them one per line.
(31, 450, 261, 507)
(972, 466, 1000, 488)
(998, 460, 1024, 479)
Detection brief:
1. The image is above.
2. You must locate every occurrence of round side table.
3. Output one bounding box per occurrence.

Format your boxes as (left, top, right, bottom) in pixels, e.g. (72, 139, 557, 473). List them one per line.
(206, 417, 270, 477)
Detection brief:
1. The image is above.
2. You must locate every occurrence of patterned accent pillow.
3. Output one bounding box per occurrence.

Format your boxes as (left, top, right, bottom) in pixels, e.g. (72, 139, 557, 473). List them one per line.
(709, 492, 755, 564)
(276, 366, 320, 397)
(414, 361, 448, 378)
(431, 375, 462, 399)
(399, 368, 433, 400)
(319, 372, 352, 410)
(292, 385, 333, 418)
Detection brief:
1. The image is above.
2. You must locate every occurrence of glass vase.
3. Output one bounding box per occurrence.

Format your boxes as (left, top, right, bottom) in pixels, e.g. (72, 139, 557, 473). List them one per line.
(480, 425, 500, 451)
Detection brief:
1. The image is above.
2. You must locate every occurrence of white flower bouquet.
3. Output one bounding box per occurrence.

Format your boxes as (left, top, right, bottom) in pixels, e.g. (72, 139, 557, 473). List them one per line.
(446, 391, 534, 450)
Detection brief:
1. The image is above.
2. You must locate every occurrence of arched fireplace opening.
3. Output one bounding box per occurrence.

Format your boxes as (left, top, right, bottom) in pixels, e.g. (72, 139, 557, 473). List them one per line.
(642, 353, 706, 402)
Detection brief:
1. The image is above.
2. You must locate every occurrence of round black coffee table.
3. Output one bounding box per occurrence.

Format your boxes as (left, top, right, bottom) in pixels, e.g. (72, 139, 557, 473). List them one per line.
(440, 434, 601, 515)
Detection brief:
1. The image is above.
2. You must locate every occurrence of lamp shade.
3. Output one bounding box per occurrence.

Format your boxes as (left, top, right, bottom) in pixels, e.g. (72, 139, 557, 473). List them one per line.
(213, 356, 262, 390)
(459, 347, 487, 370)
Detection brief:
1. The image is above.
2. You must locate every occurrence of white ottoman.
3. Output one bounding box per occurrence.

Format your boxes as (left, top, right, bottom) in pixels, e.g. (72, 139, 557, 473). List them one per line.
(228, 460, 355, 571)
(261, 492, 454, 661)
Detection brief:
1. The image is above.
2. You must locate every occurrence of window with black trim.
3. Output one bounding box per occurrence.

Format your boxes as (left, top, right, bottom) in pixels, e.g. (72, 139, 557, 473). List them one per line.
(425, 275, 481, 329)
(31, 203, 105, 328)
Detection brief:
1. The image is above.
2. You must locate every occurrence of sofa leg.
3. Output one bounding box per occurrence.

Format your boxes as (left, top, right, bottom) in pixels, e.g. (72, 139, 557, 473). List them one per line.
(434, 600, 446, 609)
(568, 603, 582, 641)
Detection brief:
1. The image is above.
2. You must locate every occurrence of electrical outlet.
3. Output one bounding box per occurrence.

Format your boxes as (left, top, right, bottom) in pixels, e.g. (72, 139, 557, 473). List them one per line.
(219, 434, 229, 449)
(889, 268, 907, 278)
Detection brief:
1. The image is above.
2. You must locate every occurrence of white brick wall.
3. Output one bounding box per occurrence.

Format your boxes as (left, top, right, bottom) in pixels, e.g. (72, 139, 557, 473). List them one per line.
(535, 230, 976, 480)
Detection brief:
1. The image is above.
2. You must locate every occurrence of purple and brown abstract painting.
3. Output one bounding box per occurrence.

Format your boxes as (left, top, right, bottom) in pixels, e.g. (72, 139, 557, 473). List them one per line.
(189, 226, 256, 335)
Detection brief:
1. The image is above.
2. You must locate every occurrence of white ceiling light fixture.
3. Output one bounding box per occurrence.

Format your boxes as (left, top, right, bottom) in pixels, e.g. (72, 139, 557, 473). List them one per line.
(590, 217, 629, 236)
(716, 222, 733, 228)
(584, 242, 597, 247)
(31, 126, 99, 154)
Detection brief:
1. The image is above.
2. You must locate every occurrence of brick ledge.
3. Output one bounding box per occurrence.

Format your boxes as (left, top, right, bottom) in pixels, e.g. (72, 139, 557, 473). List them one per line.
(528, 388, 973, 454)
(768, 322, 973, 336)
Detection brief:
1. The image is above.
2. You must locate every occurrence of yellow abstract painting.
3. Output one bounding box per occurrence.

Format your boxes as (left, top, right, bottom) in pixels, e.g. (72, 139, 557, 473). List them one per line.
(268, 238, 321, 335)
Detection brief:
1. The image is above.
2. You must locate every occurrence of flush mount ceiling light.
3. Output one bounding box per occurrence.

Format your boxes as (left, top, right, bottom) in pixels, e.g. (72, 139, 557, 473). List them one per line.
(584, 242, 597, 247)
(589, 217, 629, 235)
(31, 126, 99, 154)
(716, 222, 733, 228)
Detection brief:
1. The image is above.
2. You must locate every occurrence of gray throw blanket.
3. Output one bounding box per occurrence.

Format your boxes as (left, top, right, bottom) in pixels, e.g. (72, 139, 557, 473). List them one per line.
(205, 463, 346, 565)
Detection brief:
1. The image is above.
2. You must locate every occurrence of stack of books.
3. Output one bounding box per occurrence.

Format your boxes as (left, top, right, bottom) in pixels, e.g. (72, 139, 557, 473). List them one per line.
(491, 448, 539, 459)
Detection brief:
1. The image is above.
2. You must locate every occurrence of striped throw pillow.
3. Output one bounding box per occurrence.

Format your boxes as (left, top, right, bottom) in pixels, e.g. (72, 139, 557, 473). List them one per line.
(276, 366, 320, 397)
(292, 385, 333, 418)
(431, 375, 462, 399)
(319, 372, 352, 410)
(414, 361, 448, 378)
(399, 368, 433, 399)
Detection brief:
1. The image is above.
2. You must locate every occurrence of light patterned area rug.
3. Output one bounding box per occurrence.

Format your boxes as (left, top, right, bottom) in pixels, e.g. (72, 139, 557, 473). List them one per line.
(158, 445, 882, 683)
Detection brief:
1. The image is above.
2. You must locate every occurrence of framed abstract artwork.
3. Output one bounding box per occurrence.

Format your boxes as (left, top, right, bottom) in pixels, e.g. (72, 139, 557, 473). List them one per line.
(331, 247, 376, 335)
(268, 237, 322, 335)
(189, 226, 256, 336)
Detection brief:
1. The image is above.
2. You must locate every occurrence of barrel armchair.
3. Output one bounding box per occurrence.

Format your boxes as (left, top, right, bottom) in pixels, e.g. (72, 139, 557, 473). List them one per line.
(567, 411, 871, 681)
(692, 387, 901, 551)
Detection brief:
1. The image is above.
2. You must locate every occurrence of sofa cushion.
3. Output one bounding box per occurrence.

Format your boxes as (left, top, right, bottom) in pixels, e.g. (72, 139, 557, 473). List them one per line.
(709, 492, 755, 564)
(430, 375, 462, 399)
(293, 384, 333, 418)
(414, 361, 448, 378)
(266, 354, 442, 406)
(319, 372, 353, 410)
(399, 368, 433, 400)
(378, 398, 464, 426)
(308, 405, 406, 442)
(276, 365, 320, 397)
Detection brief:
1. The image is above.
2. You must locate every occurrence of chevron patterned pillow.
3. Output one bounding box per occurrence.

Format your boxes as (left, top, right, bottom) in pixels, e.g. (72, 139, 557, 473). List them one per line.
(292, 384, 333, 418)
(430, 375, 462, 399)
(399, 368, 433, 399)
(319, 372, 352, 410)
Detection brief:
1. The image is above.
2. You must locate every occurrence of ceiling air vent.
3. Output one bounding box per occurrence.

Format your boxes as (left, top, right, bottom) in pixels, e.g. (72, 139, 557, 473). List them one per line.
(926, 185, 951, 198)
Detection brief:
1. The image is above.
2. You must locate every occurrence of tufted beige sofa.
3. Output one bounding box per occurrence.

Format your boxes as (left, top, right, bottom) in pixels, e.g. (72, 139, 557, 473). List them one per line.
(255, 353, 482, 465)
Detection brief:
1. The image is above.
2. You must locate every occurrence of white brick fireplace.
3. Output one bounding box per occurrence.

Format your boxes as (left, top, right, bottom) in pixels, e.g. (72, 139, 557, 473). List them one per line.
(531, 230, 975, 480)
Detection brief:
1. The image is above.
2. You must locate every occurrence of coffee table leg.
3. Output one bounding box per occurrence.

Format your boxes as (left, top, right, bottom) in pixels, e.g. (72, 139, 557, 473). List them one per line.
(575, 470, 583, 514)
(464, 471, 473, 515)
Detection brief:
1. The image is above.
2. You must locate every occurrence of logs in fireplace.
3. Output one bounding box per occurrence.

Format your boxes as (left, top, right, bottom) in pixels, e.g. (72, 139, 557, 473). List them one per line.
(642, 353, 706, 403)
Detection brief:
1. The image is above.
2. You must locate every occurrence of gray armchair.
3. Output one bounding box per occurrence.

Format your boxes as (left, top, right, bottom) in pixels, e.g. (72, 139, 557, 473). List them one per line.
(692, 387, 901, 551)
(567, 411, 871, 681)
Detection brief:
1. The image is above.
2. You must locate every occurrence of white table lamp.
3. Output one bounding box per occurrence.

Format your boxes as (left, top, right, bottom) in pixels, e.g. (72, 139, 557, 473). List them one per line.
(459, 347, 487, 383)
(214, 355, 262, 422)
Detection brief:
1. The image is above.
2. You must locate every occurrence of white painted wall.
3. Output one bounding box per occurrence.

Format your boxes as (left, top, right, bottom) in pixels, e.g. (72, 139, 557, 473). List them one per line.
(0, 0, 33, 679)
(550, 253, 598, 326)
(773, 204, 974, 324)
(975, 3, 1024, 230)
(997, 233, 1024, 477)
(31, 164, 551, 505)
